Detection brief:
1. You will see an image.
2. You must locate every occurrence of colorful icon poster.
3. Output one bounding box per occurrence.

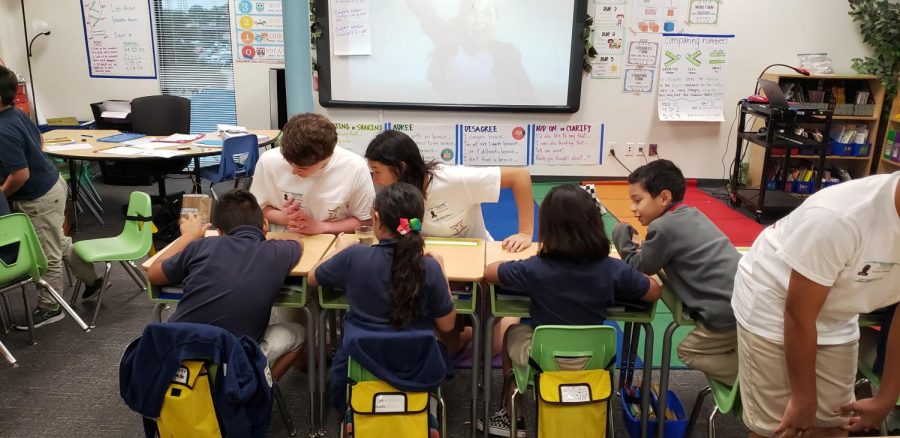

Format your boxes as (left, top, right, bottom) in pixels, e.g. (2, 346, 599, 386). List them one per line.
(234, 0, 284, 63)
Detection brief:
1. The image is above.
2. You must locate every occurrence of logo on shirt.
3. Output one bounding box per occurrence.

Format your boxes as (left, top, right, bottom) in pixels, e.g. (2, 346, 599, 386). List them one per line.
(854, 261, 897, 283)
(450, 219, 468, 236)
(427, 202, 453, 223)
(857, 265, 871, 276)
(326, 206, 342, 221)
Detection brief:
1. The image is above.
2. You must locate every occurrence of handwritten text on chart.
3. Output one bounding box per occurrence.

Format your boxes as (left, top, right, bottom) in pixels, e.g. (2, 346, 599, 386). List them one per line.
(334, 121, 384, 156)
(658, 34, 732, 121)
(461, 125, 527, 166)
(81, 0, 155, 78)
(391, 124, 457, 164)
(533, 124, 601, 165)
(331, 0, 371, 55)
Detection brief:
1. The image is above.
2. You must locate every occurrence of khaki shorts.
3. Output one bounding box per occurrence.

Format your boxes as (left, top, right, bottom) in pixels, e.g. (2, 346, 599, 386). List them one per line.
(737, 323, 857, 436)
(677, 322, 738, 385)
(506, 324, 589, 377)
(259, 323, 305, 366)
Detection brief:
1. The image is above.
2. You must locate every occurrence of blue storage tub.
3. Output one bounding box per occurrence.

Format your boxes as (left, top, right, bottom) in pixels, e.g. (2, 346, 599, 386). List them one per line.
(791, 181, 815, 194)
(620, 387, 688, 438)
(852, 143, 870, 157)
(830, 140, 853, 156)
(766, 180, 783, 190)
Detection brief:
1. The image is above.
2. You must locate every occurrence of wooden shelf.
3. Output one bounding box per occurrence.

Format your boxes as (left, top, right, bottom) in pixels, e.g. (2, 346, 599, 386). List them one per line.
(881, 157, 900, 168)
(781, 155, 871, 160)
(831, 115, 878, 121)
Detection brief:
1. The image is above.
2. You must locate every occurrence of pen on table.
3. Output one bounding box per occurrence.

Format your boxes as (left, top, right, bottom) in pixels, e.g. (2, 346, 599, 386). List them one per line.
(81, 134, 94, 138)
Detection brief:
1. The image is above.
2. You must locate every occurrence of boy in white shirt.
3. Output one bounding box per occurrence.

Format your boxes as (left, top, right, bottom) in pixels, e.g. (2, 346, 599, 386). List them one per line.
(250, 113, 375, 234)
(732, 172, 900, 437)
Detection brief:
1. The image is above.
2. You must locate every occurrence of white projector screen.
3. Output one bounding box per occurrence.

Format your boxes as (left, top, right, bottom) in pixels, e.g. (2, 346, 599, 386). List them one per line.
(316, 0, 586, 112)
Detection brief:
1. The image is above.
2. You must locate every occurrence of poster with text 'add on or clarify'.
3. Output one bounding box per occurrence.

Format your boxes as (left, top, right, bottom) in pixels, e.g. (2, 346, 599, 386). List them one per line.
(630, 0, 685, 34)
(81, 0, 157, 78)
(234, 0, 284, 62)
(532, 123, 603, 165)
(460, 124, 528, 166)
(335, 121, 385, 156)
(387, 123, 458, 164)
(331, 0, 372, 56)
(658, 33, 733, 121)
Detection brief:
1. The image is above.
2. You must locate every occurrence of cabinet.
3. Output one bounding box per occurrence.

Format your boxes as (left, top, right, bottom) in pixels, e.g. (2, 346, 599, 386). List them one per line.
(747, 74, 885, 190)
(14, 81, 29, 116)
(878, 93, 900, 174)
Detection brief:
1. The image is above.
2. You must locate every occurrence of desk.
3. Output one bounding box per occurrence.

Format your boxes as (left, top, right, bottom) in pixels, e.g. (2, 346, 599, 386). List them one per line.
(482, 242, 658, 438)
(141, 229, 332, 436)
(316, 236, 484, 436)
(43, 129, 279, 231)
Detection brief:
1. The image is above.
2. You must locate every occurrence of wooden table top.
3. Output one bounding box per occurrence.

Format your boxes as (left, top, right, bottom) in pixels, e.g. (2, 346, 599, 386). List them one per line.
(42, 129, 280, 161)
(141, 230, 335, 277)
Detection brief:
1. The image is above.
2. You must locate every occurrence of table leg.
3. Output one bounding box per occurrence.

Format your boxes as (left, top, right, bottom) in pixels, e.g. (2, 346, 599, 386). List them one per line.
(192, 157, 202, 194)
(318, 308, 330, 434)
(467, 314, 480, 438)
(640, 322, 654, 438)
(482, 315, 495, 438)
(657, 321, 679, 438)
(300, 307, 317, 437)
(620, 322, 635, 390)
(68, 159, 79, 231)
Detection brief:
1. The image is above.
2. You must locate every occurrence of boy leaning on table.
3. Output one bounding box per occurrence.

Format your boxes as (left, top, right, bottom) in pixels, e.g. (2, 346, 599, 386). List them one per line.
(0, 65, 102, 329)
(147, 189, 305, 380)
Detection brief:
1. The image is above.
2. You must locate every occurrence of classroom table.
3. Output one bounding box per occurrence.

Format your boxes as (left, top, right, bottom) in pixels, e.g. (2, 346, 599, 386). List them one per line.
(482, 242, 659, 438)
(141, 230, 334, 436)
(43, 129, 279, 231)
(315, 235, 484, 436)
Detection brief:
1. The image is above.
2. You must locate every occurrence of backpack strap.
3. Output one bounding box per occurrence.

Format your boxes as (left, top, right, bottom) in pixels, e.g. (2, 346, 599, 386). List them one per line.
(125, 214, 153, 223)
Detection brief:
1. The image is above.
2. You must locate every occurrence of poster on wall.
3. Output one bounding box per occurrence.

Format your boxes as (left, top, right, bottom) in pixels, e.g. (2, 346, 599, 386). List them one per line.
(591, 55, 622, 79)
(233, 0, 285, 62)
(460, 124, 528, 166)
(687, 0, 720, 25)
(330, 0, 372, 56)
(658, 33, 734, 121)
(532, 123, 603, 165)
(80, 0, 157, 79)
(334, 121, 385, 156)
(629, 0, 685, 34)
(623, 68, 654, 93)
(387, 123, 458, 164)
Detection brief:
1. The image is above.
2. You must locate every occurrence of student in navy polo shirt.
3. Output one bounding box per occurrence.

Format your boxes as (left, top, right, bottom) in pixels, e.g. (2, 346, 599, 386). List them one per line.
(0, 66, 101, 329)
(147, 189, 306, 380)
(481, 185, 661, 437)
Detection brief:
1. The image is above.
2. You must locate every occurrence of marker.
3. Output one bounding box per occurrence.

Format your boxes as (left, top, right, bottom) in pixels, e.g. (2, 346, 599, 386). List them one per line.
(81, 134, 94, 138)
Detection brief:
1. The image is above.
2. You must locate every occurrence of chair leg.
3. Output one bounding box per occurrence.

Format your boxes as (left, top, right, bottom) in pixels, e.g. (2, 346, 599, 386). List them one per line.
(509, 390, 519, 438)
(209, 183, 218, 201)
(686, 385, 711, 437)
(128, 261, 149, 290)
(707, 406, 719, 438)
(89, 263, 113, 328)
(70, 280, 83, 306)
(273, 382, 297, 436)
(437, 392, 447, 438)
(119, 261, 146, 291)
(0, 338, 16, 366)
(63, 259, 74, 287)
(1, 293, 15, 331)
(37, 279, 89, 332)
(21, 287, 36, 345)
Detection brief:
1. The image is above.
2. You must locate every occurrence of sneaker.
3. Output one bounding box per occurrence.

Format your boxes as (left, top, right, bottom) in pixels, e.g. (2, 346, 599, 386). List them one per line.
(476, 408, 525, 438)
(15, 306, 65, 330)
(81, 278, 105, 300)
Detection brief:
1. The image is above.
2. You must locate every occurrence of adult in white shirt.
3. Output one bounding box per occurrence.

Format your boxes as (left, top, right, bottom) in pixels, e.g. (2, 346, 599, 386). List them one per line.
(250, 113, 375, 234)
(732, 172, 900, 438)
(364, 130, 534, 252)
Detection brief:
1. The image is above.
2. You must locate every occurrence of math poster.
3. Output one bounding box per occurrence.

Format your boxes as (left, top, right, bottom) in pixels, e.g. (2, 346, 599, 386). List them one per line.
(460, 124, 528, 166)
(688, 0, 720, 25)
(532, 123, 603, 165)
(658, 33, 733, 121)
(630, 0, 685, 34)
(334, 121, 385, 156)
(80, 0, 157, 78)
(387, 123, 458, 164)
(233, 0, 284, 62)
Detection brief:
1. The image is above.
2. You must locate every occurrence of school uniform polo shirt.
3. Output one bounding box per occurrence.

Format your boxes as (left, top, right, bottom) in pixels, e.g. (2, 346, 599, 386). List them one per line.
(162, 225, 302, 341)
(314, 239, 454, 329)
(498, 255, 650, 327)
(0, 107, 59, 201)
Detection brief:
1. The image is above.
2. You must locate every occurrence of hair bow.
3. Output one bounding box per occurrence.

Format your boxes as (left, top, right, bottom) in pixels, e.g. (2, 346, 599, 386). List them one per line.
(397, 218, 422, 236)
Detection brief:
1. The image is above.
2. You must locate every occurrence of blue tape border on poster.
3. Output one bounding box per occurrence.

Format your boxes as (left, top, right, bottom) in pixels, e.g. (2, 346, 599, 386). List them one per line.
(80, 0, 158, 79)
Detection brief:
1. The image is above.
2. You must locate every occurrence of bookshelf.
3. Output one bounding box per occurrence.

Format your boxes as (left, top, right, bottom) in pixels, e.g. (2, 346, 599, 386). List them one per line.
(878, 93, 900, 174)
(747, 74, 885, 190)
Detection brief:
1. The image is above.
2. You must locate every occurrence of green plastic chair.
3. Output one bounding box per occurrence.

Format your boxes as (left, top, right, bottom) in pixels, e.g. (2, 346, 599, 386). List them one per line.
(343, 357, 447, 438)
(508, 325, 618, 438)
(0, 213, 90, 365)
(71, 191, 153, 327)
(685, 376, 741, 437)
(856, 358, 900, 435)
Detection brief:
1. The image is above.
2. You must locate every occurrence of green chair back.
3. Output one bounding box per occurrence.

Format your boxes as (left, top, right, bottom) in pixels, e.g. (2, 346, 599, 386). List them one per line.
(708, 377, 740, 415)
(0, 213, 47, 284)
(348, 357, 379, 382)
(119, 192, 153, 260)
(515, 325, 618, 393)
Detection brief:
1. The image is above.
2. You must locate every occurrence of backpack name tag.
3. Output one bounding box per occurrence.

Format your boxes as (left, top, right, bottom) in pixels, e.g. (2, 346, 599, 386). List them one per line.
(374, 394, 407, 413)
(559, 384, 591, 403)
(173, 366, 189, 385)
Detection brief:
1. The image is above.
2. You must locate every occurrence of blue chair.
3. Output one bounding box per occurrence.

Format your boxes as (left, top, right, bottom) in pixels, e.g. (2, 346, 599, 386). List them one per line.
(197, 134, 260, 199)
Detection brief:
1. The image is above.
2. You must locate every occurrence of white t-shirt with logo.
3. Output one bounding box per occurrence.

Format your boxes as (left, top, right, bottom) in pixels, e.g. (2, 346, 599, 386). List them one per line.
(249, 146, 375, 231)
(422, 164, 501, 240)
(732, 172, 900, 345)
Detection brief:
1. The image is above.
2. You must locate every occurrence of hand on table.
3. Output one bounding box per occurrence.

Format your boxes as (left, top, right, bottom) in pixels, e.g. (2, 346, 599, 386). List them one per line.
(502, 233, 533, 252)
(179, 213, 210, 240)
(287, 210, 327, 235)
(333, 233, 357, 252)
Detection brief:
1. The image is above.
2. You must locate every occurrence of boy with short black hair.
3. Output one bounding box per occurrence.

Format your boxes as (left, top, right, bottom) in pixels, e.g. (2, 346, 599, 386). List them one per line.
(147, 189, 305, 379)
(612, 159, 741, 385)
(250, 113, 375, 235)
(0, 65, 101, 328)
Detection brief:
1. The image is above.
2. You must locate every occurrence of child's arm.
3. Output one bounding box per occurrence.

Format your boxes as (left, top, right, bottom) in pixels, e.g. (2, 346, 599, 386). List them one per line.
(499, 167, 534, 253)
(838, 304, 900, 432)
(147, 214, 211, 285)
(426, 254, 456, 333)
(0, 167, 28, 197)
(612, 223, 671, 275)
(483, 261, 503, 284)
(640, 275, 662, 301)
(307, 233, 356, 287)
(262, 205, 291, 227)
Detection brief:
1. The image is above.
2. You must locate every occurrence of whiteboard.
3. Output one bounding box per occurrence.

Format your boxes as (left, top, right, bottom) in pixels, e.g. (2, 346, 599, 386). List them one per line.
(80, 0, 157, 79)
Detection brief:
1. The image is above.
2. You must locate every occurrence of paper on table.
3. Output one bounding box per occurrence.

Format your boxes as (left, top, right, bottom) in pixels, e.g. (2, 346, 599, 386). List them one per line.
(46, 143, 93, 152)
(102, 146, 145, 156)
(100, 111, 129, 119)
(141, 150, 185, 158)
(160, 134, 205, 143)
(121, 137, 159, 146)
(136, 142, 181, 150)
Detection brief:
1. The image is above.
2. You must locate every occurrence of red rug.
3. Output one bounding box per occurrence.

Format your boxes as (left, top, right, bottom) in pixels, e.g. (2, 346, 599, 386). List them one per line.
(583, 180, 764, 247)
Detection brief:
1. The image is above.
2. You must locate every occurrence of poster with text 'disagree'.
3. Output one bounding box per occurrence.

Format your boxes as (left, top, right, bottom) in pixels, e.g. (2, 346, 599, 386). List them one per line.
(658, 33, 733, 122)
(81, 0, 156, 78)
(334, 121, 385, 156)
(387, 123, 458, 165)
(460, 124, 528, 166)
(532, 124, 603, 165)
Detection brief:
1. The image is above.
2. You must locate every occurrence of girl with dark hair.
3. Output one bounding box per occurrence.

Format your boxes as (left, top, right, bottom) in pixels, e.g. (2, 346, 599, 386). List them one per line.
(308, 183, 459, 422)
(365, 130, 535, 252)
(480, 185, 661, 437)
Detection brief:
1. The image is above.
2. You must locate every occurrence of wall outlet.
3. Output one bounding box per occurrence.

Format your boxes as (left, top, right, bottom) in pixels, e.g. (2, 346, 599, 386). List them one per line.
(608, 141, 617, 155)
(648, 143, 658, 156)
(637, 143, 646, 155)
(625, 142, 635, 156)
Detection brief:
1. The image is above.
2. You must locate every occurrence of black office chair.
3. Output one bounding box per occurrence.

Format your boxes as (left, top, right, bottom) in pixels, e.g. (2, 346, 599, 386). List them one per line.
(89, 100, 133, 131)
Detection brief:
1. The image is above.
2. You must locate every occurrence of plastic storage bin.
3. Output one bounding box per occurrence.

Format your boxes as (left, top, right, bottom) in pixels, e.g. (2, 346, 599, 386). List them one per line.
(831, 140, 854, 156)
(620, 388, 688, 438)
(791, 181, 815, 194)
(852, 143, 870, 157)
(766, 180, 783, 190)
